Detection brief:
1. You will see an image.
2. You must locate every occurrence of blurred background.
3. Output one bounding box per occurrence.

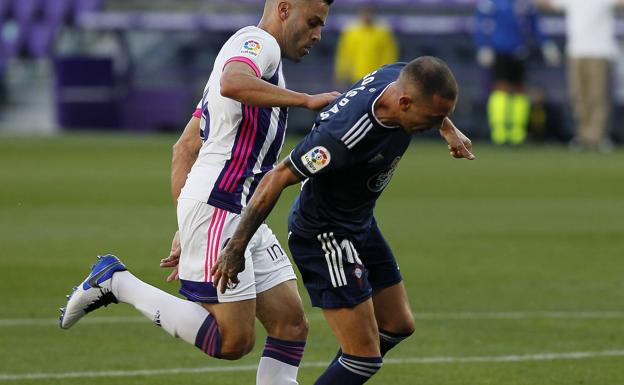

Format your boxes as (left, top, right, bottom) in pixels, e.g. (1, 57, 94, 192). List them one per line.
(1, 2, 624, 384)
(0, 0, 622, 144)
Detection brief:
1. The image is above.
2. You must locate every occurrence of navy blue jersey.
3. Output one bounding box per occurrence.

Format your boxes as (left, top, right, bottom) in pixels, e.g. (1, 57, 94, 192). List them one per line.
(288, 63, 411, 238)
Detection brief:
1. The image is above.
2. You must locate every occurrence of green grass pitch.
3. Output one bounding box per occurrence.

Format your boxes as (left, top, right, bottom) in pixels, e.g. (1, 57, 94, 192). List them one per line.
(1, 134, 623, 385)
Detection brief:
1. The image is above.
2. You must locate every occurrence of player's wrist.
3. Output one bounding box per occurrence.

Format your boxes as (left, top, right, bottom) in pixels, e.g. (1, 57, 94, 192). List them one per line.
(299, 93, 312, 109)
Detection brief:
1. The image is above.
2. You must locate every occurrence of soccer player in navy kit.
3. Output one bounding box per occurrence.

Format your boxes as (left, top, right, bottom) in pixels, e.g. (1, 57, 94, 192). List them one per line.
(213, 56, 475, 384)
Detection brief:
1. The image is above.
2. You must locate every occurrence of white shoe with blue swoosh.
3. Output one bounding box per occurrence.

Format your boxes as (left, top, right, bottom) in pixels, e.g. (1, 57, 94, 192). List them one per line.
(59, 254, 127, 329)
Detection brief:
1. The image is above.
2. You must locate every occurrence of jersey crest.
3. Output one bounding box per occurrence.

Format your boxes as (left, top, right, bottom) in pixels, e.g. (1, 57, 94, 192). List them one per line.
(240, 40, 262, 56)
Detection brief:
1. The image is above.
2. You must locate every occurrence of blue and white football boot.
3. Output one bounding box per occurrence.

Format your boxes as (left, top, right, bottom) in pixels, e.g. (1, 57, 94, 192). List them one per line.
(59, 254, 127, 329)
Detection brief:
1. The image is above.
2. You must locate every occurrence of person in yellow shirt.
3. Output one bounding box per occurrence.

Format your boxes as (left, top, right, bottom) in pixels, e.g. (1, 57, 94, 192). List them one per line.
(335, 5, 399, 86)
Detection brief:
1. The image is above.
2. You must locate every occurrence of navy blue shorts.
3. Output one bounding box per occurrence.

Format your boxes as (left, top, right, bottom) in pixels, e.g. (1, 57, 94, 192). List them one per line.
(288, 220, 402, 309)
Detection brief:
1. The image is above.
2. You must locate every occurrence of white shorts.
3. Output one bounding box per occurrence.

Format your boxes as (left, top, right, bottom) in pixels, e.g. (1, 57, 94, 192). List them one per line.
(176, 198, 296, 303)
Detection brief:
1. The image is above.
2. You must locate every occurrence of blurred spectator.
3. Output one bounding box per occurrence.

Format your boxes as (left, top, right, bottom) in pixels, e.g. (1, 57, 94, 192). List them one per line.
(474, 0, 560, 145)
(535, 0, 624, 151)
(334, 5, 398, 87)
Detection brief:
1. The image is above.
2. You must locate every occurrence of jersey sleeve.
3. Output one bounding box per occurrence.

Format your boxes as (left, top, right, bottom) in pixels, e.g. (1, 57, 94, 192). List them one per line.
(192, 99, 202, 118)
(288, 125, 352, 179)
(224, 32, 281, 79)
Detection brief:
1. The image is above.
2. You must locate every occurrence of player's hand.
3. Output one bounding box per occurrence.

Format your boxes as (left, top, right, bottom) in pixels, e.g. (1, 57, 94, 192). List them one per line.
(211, 243, 246, 294)
(439, 118, 475, 160)
(160, 230, 181, 282)
(304, 91, 342, 111)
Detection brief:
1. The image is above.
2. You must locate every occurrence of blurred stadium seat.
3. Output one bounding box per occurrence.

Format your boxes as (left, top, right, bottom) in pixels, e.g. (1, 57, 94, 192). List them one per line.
(0, 0, 621, 141)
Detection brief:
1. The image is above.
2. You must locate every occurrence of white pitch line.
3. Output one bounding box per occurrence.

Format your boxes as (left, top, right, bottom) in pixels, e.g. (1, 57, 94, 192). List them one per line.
(0, 316, 147, 327)
(3, 311, 624, 327)
(1, 350, 623, 381)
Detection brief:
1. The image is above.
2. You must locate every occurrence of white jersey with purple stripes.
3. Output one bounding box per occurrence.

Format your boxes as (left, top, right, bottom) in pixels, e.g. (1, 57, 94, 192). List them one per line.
(180, 26, 287, 214)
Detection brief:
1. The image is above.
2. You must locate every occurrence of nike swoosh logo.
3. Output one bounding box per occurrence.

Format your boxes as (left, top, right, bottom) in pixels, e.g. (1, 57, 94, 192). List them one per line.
(87, 262, 121, 288)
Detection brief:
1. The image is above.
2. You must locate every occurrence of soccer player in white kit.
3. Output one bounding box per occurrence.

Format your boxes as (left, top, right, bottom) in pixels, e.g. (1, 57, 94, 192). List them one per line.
(59, 1, 338, 384)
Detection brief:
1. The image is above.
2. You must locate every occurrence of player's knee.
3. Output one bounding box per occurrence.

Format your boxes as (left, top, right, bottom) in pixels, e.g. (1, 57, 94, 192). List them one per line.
(219, 330, 255, 360)
(379, 312, 416, 336)
(265, 310, 309, 341)
(286, 314, 309, 341)
(400, 313, 416, 336)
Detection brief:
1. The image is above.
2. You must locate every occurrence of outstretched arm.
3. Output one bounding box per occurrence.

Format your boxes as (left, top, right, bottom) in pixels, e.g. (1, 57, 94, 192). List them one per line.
(439, 118, 475, 160)
(222, 61, 340, 111)
(211, 159, 303, 293)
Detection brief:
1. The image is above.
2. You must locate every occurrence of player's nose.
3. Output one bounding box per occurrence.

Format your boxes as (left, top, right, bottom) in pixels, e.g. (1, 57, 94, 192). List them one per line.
(311, 29, 321, 43)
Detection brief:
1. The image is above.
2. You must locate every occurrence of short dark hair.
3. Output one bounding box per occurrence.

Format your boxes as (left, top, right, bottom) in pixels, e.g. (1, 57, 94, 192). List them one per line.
(400, 56, 458, 101)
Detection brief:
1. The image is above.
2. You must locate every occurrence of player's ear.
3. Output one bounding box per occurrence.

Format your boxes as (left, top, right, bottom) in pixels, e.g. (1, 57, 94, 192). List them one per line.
(398, 95, 412, 112)
(278, 1, 291, 21)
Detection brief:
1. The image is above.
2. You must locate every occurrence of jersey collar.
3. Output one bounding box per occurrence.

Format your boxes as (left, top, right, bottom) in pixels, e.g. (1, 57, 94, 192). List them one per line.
(370, 82, 401, 130)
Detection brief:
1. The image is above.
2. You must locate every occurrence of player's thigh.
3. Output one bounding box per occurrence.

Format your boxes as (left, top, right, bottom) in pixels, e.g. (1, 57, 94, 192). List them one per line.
(360, 220, 414, 332)
(256, 280, 308, 340)
(251, 224, 304, 338)
(372, 282, 415, 334)
(176, 199, 258, 341)
(359, 219, 403, 294)
(202, 299, 256, 339)
(177, 199, 258, 304)
(323, 299, 380, 357)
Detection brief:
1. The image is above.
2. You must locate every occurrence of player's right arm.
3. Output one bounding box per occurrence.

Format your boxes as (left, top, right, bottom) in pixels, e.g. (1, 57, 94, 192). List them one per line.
(171, 116, 202, 204)
(211, 159, 302, 293)
(221, 61, 340, 111)
(160, 115, 203, 281)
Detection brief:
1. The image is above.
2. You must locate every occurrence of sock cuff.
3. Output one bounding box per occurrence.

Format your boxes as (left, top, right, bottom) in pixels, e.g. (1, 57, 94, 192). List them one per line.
(379, 328, 413, 343)
(262, 336, 306, 367)
(338, 354, 383, 378)
(194, 313, 222, 358)
(266, 336, 306, 348)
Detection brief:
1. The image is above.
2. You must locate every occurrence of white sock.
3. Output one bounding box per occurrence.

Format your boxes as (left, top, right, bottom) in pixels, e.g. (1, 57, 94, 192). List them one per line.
(256, 336, 305, 385)
(257, 357, 300, 385)
(111, 270, 208, 345)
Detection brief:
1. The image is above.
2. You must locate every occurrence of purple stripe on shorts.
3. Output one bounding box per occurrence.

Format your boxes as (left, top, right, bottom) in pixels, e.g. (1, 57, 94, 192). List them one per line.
(179, 279, 219, 304)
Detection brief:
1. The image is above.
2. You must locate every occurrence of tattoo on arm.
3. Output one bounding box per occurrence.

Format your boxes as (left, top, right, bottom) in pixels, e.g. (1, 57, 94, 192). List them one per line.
(228, 160, 303, 252)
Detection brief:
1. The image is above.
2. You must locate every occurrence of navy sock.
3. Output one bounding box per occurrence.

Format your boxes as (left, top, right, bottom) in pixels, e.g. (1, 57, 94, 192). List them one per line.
(194, 313, 222, 358)
(262, 336, 306, 366)
(315, 353, 382, 385)
(378, 328, 412, 356)
(330, 328, 412, 365)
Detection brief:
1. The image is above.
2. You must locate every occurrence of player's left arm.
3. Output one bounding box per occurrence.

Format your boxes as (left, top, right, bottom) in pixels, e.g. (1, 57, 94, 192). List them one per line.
(439, 118, 475, 160)
(211, 159, 303, 293)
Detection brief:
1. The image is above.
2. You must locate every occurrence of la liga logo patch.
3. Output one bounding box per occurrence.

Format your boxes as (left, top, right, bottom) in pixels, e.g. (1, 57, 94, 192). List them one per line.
(241, 40, 262, 56)
(301, 146, 331, 174)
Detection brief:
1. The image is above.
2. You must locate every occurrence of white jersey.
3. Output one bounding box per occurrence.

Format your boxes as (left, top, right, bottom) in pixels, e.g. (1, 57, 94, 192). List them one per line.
(552, 0, 619, 59)
(180, 26, 287, 213)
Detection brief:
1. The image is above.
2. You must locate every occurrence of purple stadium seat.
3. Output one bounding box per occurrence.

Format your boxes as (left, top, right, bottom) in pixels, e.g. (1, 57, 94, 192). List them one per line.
(44, 0, 74, 24)
(1, 20, 26, 58)
(73, 0, 102, 18)
(27, 22, 57, 58)
(12, 0, 42, 24)
(0, 0, 12, 21)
